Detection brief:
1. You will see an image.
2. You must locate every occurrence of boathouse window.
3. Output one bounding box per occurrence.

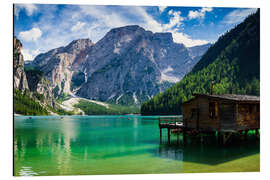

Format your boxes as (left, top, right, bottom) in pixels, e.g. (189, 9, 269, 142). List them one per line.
(209, 102, 217, 118)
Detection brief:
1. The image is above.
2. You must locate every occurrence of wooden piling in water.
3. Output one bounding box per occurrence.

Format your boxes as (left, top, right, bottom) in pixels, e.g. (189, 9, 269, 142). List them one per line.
(167, 128, 170, 144)
(217, 131, 221, 144)
(255, 129, 259, 139)
(160, 128, 162, 139)
(200, 134, 204, 144)
(183, 130, 186, 145)
(244, 130, 248, 140)
(177, 131, 179, 144)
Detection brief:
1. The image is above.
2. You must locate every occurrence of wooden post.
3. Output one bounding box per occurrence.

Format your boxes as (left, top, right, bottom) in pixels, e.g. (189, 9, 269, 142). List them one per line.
(160, 128, 162, 143)
(168, 128, 170, 144)
(244, 130, 248, 140)
(222, 132, 233, 145)
(223, 133, 226, 145)
(177, 130, 180, 145)
(183, 130, 186, 145)
(217, 131, 221, 144)
(200, 133, 204, 144)
(240, 130, 244, 140)
(255, 129, 259, 139)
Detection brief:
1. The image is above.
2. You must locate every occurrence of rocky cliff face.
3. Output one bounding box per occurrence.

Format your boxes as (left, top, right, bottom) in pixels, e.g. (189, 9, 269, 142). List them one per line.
(77, 25, 209, 105)
(13, 37, 29, 91)
(32, 39, 94, 96)
(24, 68, 56, 108)
(33, 25, 210, 105)
(14, 37, 57, 109)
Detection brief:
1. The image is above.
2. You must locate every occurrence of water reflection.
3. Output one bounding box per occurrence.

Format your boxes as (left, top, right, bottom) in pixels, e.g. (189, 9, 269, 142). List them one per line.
(157, 145, 183, 161)
(14, 116, 81, 175)
(55, 117, 79, 174)
(19, 166, 38, 176)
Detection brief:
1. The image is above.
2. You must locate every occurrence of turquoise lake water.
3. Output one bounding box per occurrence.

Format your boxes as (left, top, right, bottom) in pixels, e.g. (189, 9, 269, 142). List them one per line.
(14, 115, 260, 176)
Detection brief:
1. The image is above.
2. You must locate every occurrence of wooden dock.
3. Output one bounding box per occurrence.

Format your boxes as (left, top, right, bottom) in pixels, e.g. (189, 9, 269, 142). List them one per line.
(159, 116, 184, 144)
(158, 115, 259, 145)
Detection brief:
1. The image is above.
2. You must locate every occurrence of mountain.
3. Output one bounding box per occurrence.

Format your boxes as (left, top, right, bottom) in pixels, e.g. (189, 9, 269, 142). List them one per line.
(31, 39, 94, 97)
(32, 25, 210, 105)
(77, 26, 210, 105)
(141, 10, 260, 115)
(13, 37, 75, 115)
(14, 37, 50, 115)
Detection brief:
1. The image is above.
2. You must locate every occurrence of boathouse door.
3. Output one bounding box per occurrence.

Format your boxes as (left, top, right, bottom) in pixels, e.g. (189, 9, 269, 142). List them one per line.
(219, 102, 236, 130)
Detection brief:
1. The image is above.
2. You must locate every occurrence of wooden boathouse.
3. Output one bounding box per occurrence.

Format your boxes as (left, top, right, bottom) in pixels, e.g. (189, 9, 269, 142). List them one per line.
(159, 93, 260, 145)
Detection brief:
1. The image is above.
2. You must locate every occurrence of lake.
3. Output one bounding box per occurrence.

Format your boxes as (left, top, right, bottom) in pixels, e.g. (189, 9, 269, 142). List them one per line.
(14, 115, 260, 176)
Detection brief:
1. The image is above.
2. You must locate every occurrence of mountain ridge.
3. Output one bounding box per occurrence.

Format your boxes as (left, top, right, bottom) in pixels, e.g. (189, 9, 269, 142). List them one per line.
(31, 25, 210, 105)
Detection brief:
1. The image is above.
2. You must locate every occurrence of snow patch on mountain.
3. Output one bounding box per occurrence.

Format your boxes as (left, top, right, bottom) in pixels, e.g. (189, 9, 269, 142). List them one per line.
(160, 66, 180, 83)
(116, 94, 123, 104)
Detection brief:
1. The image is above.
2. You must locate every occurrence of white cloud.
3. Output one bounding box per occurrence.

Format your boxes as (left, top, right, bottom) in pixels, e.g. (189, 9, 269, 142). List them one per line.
(172, 31, 209, 47)
(163, 10, 184, 30)
(19, 27, 42, 42)
(132, 6, 163, 32)
(201, 7, 213, 13)
(222, 8, 257, 25)
(188, 7, 213, 20)
(71, 21, 86, 32)
(32, 49, 42, 57)
(73, 6, 135, 42)
(158, 6, 167, 14)
(15, 4, 38, 17)
(134, 8, 207, 47)
(79, 6, 130, 29)
(21, 48, 42, 61)
(160, 66, 180, 83)
(21, 49, 33, 61)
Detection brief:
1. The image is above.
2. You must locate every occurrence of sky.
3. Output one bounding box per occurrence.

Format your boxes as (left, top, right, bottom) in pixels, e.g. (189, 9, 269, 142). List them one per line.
(14, 4, 257, 61)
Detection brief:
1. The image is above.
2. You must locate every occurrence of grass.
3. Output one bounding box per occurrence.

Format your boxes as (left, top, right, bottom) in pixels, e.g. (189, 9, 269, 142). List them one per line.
(74, 99, 140, 115)
(182, 153, 260, 173)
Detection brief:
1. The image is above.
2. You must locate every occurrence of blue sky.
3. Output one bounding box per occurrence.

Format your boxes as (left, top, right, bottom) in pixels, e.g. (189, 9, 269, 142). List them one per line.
(14, 4, 257, 60)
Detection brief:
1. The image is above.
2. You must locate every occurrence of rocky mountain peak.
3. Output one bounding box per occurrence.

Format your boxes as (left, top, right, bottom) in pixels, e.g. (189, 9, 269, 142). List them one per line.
(109, 25, 144, 34)
(102, 25, 153, 43)
(153, 32, 174, 45)
(65, 38, 94, 52)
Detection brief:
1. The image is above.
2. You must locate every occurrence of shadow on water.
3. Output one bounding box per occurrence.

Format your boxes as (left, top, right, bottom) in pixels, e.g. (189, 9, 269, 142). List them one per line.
(150, 135, 260, 165)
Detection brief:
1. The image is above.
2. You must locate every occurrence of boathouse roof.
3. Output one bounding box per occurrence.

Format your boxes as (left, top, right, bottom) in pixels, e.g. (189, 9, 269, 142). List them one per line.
(183, 94, 260, 104)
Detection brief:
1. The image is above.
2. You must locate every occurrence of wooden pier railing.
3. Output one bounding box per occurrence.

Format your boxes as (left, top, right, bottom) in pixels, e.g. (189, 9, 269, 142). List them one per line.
(159, 116, 183, 128)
